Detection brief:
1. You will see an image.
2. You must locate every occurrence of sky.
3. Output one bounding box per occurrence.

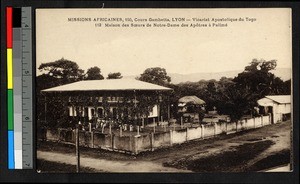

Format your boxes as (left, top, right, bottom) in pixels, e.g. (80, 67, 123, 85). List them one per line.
(36, 9, 292, 77)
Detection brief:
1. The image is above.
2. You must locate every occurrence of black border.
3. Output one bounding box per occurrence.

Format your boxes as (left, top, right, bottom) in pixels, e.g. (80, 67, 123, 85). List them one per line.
(0, 1, 299, 183)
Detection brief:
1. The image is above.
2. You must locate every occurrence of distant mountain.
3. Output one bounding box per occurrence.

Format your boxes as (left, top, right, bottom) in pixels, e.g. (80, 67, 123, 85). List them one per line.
(169, 71, 240, 84)
(123, 68, 291, 84)
(169, 68, 291, 84)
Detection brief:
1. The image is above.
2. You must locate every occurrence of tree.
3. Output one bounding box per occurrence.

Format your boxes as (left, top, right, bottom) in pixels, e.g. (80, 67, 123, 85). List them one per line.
(244, 59, 277, 73)
(37, 58, 85, 129)
(107, 72, 123, 79)
(283, 79, 291, 94)
(221, 58, 289, 120)
(207, 80, 217, 94)
(221, 86, 259, 121)
(38, 58, 84, 84)
(85, 66, 104, 80)
(233, 59, 285, 98)
(138, 67, 171, 86)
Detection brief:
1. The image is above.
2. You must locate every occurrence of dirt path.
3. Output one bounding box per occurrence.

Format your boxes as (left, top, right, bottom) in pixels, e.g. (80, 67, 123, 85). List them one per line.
(244, 121, 291, 169)
(37, 150, 191, 172)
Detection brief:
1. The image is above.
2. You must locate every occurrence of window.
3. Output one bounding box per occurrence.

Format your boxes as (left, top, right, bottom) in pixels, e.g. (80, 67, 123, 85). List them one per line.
(112, 108, 117, 119)
(84, 107, 88, 117)
(98, 108, 103, 118)
(91, 108, 95, 117)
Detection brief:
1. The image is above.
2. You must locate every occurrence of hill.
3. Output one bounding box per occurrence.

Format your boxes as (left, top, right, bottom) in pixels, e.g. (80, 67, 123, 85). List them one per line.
(123, 68, 291, 84)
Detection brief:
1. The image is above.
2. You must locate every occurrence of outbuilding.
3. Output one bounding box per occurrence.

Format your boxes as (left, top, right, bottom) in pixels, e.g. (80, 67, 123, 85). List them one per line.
(178, 95, 206, 123)
(257, 95, 291, 123)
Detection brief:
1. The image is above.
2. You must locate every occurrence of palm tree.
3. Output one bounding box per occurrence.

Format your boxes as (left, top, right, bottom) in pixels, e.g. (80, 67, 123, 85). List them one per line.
(222, 86, 259, 121)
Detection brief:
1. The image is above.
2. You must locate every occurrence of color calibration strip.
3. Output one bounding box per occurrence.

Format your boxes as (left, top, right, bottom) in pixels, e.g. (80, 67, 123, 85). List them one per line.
(7, 6, 15, 169)
(7, 7, 33, 169)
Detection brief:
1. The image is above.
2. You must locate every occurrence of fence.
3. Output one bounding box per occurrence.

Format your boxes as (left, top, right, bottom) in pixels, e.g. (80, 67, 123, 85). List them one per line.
(41, 114, 272, 155)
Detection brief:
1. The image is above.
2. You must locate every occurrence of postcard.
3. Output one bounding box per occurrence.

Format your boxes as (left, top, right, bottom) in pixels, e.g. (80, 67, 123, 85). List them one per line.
(36, 8, 292, 173)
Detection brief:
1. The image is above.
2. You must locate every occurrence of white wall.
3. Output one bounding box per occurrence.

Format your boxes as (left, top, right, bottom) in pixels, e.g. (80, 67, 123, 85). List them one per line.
(277, 103, 291, 114)
(273, 103, 291, 123)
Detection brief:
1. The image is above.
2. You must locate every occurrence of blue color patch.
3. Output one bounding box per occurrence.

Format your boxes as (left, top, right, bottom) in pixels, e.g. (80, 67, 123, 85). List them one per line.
(8, 130, 15, 169)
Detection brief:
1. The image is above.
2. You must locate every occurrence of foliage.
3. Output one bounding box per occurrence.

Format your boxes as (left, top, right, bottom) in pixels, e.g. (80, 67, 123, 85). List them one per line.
(138, 67, 171, 86)
(37, 58, 85, 129)
(233, 59, 287, 98)
(40, 94, 70, 128)
(169, 59, 290, 121)
(38, 58, 84, 83)
(85, 66, 104, 80)
(107, 72, 123, 79)
(116, 92, 159, 126)
(221, 86, 259, 121)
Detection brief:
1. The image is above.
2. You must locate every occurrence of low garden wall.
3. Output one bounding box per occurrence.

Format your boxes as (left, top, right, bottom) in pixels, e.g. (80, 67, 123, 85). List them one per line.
(42, 115, 272, 155)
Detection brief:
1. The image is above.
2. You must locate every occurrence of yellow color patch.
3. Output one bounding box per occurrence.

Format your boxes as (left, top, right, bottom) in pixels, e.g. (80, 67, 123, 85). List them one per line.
(7, 48, 13, 89)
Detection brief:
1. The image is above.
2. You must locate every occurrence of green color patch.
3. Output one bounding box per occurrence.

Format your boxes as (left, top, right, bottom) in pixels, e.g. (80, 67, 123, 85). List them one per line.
(7, 89, 14, 130)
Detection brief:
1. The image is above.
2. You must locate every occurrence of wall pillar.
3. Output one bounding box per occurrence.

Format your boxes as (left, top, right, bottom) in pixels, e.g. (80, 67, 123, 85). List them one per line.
(111, 134, 115, 150)
(201, 124, 204, 139)
(129, 136, 132, 153)
(150, 132, 154, 151)
(186, 127, 188, 141)
(91, 131, 94, 148)
(170, 130, 173, 146)
(134, 136, 138, 155)
(119, 127, 122, 137)
(214, 122, 217, 136)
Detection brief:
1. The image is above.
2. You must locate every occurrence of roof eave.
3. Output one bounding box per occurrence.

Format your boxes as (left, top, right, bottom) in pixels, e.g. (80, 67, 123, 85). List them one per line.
(41, 89, 173, 93)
